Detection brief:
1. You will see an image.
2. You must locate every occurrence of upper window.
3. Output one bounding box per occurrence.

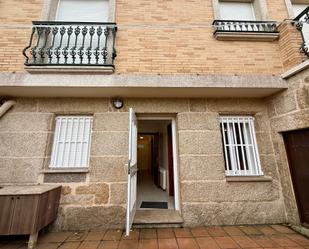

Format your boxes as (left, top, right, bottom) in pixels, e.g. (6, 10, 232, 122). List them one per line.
(219, 1, 256, 20)
(220, 116, 263, 176)
(292, 3, 308, 17)
(50, 116, 93, 168)
(56, 0, 109, 22)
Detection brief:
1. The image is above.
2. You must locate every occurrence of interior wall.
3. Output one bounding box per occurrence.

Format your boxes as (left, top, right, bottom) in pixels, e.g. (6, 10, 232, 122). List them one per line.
(137, 135, 152, 172)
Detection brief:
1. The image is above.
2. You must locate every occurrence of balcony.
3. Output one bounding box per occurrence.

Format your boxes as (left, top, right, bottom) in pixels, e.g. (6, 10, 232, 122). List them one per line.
(212, 20, 279, 41)
(294, 6, 309, 58)
(23, 21, 117, 73)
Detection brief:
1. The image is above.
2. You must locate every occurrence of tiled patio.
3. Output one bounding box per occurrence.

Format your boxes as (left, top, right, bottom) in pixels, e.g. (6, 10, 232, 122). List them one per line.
(0, 225, 308, 249)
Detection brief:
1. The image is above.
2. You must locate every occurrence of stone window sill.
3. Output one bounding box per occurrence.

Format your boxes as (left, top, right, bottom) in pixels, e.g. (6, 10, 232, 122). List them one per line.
(226, 175, 272, 182)
(25, 66, 115, 74)
(42, 168, 89, 174)
(214, 31, 279, 41)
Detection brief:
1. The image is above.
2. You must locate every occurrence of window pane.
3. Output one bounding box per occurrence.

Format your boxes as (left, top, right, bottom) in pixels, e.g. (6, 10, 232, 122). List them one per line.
(219, 2, 256, 20)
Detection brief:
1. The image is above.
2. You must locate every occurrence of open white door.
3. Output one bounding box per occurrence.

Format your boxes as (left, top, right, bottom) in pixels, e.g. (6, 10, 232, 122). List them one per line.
(125, 108, 138, 236)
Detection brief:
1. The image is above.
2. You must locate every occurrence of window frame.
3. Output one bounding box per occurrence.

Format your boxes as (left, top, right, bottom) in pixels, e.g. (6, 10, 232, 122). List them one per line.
(285, 0, 309, 18)
(212, 0, 269, 21)
(50, 115, 93, 169)
(220, 116, 264, 177)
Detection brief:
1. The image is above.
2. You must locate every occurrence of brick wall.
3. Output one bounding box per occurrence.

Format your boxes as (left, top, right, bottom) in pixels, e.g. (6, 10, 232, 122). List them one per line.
(0, 0, 302, 75)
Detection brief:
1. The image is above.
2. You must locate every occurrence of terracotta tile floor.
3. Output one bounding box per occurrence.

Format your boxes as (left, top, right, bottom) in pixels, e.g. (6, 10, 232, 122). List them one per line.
(0, 225, 308, 249)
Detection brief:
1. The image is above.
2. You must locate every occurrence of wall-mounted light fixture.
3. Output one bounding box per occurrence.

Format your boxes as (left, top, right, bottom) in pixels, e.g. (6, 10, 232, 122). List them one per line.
(112, 98, 124, 109)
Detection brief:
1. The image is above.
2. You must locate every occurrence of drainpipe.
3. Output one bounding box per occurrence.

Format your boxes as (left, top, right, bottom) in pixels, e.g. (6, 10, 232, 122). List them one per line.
(0, 100, 16, 118)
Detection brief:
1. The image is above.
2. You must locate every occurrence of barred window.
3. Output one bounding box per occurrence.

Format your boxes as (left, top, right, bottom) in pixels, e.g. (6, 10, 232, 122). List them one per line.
(220, 116, 263, 176)
(50, 116, 93, 168)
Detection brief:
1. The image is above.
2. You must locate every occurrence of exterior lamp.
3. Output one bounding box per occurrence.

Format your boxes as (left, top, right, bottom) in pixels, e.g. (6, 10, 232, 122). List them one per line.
(112, 98, 124, 109)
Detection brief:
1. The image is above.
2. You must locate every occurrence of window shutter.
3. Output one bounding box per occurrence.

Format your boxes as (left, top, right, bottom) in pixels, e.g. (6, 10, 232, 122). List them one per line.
(50, 116, 93, 168)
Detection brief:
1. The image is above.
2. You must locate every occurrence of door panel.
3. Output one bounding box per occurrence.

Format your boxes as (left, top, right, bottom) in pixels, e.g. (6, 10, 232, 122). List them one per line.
(126, 108, 138, 236)
(167, 124, 174, 196)
(0, 196, 15, 235)
(284, 129, 309, 226)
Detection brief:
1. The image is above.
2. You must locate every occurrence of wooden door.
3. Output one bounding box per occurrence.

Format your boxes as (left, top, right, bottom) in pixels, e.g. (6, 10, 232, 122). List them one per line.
(284, 129, 309, 227)
(0, 196, 15, 235)
(10, 195, 39, 234)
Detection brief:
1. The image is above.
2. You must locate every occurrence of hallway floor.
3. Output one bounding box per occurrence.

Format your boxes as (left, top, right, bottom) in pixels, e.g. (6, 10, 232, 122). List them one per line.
(0, 225, 309, 249)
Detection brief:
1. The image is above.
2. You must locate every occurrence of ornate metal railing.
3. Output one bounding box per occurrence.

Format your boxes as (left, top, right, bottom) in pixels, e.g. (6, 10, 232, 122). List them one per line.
(23, 21, 117, 67)
(294, 6, 309, 58)
(213, 20, 278, 33)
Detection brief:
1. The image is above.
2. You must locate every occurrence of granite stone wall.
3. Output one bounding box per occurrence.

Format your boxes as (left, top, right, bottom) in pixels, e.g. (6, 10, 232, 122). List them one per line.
(0, 97, 287, 230)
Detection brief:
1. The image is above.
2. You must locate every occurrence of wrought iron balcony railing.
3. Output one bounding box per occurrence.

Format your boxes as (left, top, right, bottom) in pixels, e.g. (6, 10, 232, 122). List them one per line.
(294, 6, 309, 58)
(23, 21, 117, 67)
(213, 20, 278, 33)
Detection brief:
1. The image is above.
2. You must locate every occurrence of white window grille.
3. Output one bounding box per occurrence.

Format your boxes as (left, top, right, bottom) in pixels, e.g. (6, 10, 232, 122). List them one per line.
(220, 116, 263, 176)
(50, 116, 93, 168)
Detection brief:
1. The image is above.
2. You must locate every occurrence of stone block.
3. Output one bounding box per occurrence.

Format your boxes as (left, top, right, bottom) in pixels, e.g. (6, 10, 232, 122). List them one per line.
(255, 132, 274, 155)
(259, 154, 279, 180)
(76, 183, 109, 204)
(0, 158, 42, 184)
(91, 132, 128, 156)
(177, 112, 219, 131)
(110, 183, 127, 205)
(89, 156, 127, 182)
(0, 113, 53, 132)
(37, 98, 108, 113)
(179, 155, 225, 181)
(254, 114, 270, 132)
(274, 91, 297, 115)
(181, 181, 279, 202)
(270, 109, 309, 132)
(122, 98, 189, 113)
(93, 113, 129, 131)
(0, 133, 48, 157)
(44, 173, 87, 183)
(296, 84, 309, 109)
(178, 131, 222, 155)
(61, 186, 72, 195)
(181, 201, 285, 226)
(62, 205, 126, 230)
(207, 99, 265, 113)
(189, 99, 207, 112)
(60, 194, 94, 205)
(10, 98, 38, 113)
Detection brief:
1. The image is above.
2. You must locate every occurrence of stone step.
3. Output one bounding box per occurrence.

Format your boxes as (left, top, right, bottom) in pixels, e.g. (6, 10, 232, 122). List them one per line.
(133, 210, 183, 228)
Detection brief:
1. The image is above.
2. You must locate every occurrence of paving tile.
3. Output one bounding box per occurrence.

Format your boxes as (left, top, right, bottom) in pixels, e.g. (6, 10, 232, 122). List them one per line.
(196, 237, 221, 249)
(238, 227, 263, 236)
(214, 236, 240, 249)
(38, 232, 73, 243)
(173, 228, 192, 238)
(140, 229, 157, 239)
(231, 236, 259, 248)
(177, 238, 199, 249)
(103, 230, 123, 241)
(269, 235, 299, 247)
(78, 241, 101, 249)
(223, 227, 245, 236)
(207, 227, 228, 237)
(158, 238, 178, 249)
(85, 231, 106, 241)
(254, 226, 279, 235)
(122, 229, 140, 240)
(118, 240, 139, 249)
(286, 234, 309, 246)
(157, 228, 175, 239)
(66, 232, 88, 242)
(58, 242, 81, 249)
(97, 241, 119, 249)
(138, 239, 158, 249)
(36, 243, 62, 249)
(250, 235, 280, 247)
(270, 225, 295, 234)
(190, 227, 210, 237)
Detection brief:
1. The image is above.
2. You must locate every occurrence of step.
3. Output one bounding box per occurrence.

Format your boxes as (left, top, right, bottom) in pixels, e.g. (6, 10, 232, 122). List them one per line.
(133, 210, 183, 228)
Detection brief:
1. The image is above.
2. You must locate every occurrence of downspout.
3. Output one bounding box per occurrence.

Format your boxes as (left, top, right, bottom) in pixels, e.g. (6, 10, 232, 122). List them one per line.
(0, 100, 16, 118)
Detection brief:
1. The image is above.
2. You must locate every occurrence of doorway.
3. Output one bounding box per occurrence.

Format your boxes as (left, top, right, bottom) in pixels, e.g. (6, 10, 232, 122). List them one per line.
(283, 128, 309, 228)
(136, 120, 176, 210)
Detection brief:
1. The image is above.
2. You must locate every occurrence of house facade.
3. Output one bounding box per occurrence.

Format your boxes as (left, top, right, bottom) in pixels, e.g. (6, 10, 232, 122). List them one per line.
(0, 0, 308, 232)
